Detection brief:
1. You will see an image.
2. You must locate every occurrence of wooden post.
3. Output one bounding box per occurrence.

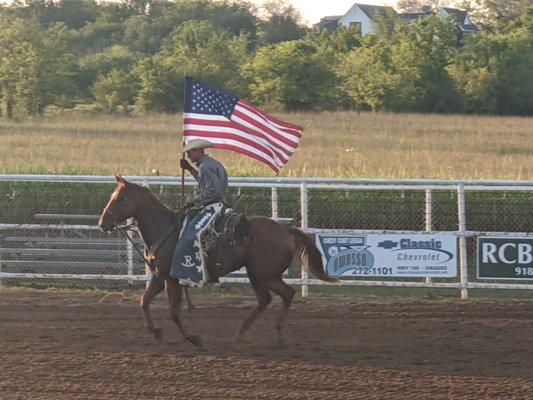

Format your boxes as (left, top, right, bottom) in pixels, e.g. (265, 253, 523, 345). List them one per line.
(143, 180, 151, 289)
(271, 187, 278, 220)
(300, 182, 309, 297)
(425, 189, 433, 297)
(457, 185, 469, 299)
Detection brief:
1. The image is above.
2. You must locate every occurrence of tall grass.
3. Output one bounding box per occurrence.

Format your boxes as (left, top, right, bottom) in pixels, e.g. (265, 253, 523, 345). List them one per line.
(0, 111, 531, 179)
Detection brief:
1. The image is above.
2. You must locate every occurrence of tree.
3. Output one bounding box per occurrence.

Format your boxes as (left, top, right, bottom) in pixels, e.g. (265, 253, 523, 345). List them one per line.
(55, 0, 98, 29)
(91, 68, 139, 112)
(339, 15, 462, 112)
(257, 0, 308, 45)
(0, 17, 78, 117)
(160, 20, 251, 95)
(457, 0, 530, 26)
(244, 39, 337, 110)
(70, 19, 124, 55)
(450, 8, 533, 114)
(338, 42, 398, 111)
(397, 0, 450, 13)
(77, 45, 140, 99)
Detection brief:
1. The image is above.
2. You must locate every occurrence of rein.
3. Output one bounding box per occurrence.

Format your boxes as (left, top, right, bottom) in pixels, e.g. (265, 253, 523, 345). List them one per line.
(117, 222, 178, 266)
(103, 208, 178, 266)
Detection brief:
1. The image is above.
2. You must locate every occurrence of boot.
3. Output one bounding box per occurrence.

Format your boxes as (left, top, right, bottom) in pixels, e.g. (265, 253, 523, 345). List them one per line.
(205, 263, 220, 284)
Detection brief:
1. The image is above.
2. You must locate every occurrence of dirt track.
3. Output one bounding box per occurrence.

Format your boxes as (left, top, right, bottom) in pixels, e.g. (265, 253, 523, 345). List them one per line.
(1, 289, 532, 400)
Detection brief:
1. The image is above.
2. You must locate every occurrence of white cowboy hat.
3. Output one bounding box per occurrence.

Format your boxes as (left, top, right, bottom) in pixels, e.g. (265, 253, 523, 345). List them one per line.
(183, 139, 214, 152)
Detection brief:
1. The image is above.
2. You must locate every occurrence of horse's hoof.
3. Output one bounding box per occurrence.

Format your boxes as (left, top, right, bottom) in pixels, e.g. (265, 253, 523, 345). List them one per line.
(188, 335, 203, 347)
(153, 328, 163, 342)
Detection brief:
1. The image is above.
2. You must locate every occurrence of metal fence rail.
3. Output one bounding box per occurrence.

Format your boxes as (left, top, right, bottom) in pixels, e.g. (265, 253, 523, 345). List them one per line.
(0, 175, 532, 298)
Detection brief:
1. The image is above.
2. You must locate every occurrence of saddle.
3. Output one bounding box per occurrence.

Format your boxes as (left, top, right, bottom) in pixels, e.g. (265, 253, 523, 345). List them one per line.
(200, 206, 251, 278)
(202, 206, 251, 249)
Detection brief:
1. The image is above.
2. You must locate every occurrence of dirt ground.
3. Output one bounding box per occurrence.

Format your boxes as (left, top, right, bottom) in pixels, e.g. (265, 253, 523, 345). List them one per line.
(0, 289, 532, 400)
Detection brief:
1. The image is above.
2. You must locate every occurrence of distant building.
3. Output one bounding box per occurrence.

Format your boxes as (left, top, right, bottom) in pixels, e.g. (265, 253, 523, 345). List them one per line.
(436, 7, 479, 36)
(314, 3, 478, 37)
(314, 3, 396, 35)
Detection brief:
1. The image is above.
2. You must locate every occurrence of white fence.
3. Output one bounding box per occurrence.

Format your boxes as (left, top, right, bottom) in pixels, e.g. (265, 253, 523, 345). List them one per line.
(0, 174, 532, 299)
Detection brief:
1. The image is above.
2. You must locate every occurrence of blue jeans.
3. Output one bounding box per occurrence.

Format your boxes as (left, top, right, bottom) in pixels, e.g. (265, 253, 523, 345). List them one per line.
(170, 203, 223, 286)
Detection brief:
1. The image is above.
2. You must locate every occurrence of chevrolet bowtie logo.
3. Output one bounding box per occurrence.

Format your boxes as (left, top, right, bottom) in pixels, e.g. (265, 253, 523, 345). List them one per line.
(378, 240, 399, 249)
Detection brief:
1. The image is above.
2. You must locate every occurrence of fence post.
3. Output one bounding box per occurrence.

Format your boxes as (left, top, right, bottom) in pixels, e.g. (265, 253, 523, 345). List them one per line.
(425, 189, 433, 294)
(143, 180, 151, 288)
(271, 186, 278, 220)
(457, 185, 469, 299)
(300, 182, 309, 297)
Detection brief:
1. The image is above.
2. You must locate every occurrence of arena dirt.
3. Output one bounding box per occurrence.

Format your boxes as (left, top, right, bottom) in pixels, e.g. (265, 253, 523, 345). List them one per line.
(1, 289, 532, 399)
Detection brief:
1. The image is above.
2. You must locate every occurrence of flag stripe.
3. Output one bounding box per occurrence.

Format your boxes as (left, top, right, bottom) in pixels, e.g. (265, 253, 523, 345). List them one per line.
(212, 144, 279, 173)
(184, 116, 293, 160)
(232, 106, 299, 150)
(183, 129, 287, 166)
(236, 102, 301, 138)
(184, 134, 280, 172)
(234, 103, 301, 143)
(238, 99, 303, 136)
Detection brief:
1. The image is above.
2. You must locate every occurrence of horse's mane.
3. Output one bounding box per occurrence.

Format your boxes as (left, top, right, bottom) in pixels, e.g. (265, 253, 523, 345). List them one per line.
(129, 181, 178, 219)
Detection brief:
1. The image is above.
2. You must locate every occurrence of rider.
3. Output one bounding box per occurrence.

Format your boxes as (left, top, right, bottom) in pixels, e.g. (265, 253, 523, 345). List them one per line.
(172, 139, 229, 284)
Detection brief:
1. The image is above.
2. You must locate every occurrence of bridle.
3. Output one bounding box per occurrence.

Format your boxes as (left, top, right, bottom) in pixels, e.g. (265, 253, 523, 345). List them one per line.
(101, 205, 178, 266)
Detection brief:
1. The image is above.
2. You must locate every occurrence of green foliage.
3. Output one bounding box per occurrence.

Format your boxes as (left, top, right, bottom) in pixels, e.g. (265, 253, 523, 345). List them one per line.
(77, 45, 140, 98)
(339, 16, 462, 112)
(312, 27, 364, 58)
(0, 16, 78, 117)
(451, 8, 532, 114)
(0, 0, 531, 116)
(135, 20, 252, 112)
(91, 68, 139, 112)
(257, 0, 308, 45)
(135, 57, 183, 112)
(244, 40, 337, 110)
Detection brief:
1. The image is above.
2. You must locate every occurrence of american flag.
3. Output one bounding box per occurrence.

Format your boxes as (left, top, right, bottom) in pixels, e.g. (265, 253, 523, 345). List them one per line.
(182, 77, 303, 173)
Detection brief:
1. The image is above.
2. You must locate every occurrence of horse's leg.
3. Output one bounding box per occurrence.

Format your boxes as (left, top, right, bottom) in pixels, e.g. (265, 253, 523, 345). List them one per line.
(165, 278, 202, 347)
(237, 281, 271, 341)
(266, 279, 295, 348)
(141, 275, 165, 342)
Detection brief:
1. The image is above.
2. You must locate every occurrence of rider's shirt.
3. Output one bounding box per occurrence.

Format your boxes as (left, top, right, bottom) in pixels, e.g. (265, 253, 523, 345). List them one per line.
(192, 155, 228, 205)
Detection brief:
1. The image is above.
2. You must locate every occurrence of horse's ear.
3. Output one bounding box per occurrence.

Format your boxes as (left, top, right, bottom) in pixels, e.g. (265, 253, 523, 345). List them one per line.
(114, 173, 127, 186)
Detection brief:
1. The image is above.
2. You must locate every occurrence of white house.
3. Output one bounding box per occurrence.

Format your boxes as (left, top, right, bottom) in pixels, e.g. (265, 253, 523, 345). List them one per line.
(313, 3, 396, 34)
(338, 3, 396, 35)
(314, 3, 477, 37)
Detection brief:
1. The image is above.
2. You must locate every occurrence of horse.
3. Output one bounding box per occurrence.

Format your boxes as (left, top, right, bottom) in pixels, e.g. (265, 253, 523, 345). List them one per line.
(98, 175, 335, 348)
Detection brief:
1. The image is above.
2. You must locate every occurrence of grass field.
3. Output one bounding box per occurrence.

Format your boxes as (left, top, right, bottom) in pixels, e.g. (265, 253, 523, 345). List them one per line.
(1, 111, 532, 179)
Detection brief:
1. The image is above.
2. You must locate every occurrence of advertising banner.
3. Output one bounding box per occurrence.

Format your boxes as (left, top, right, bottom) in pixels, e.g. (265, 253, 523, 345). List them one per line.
(316, 233, 457, 278)
(477, 237, 533, 280)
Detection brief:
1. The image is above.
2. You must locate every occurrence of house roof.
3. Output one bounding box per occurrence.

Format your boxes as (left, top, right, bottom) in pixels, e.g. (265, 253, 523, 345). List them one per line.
(313, 15, 342, 31)
(355, 3, 397, 19)
(320, 15, 343, 22)
(441, 7, 478, 31)
(442, 8, 467, 23)
(399, 12, 432, 22)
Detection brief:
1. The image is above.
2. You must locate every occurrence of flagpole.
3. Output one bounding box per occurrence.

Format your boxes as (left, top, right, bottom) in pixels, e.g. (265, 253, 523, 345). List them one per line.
(181, 75, 188, 207)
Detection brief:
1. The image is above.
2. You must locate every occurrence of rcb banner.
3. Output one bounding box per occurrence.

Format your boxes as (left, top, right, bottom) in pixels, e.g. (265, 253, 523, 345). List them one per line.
(477, 237, 533, 280)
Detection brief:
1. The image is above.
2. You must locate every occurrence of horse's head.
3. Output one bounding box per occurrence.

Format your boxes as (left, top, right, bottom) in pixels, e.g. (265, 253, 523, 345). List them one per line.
(98, 174, 140, 232)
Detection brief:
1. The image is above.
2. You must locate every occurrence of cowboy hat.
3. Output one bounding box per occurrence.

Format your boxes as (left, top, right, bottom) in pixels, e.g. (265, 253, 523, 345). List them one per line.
(183, 139, 214, 152)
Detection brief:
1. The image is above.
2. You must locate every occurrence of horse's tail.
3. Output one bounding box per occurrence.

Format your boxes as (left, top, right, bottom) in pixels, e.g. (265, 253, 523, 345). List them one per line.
(288, 227, 337, 283)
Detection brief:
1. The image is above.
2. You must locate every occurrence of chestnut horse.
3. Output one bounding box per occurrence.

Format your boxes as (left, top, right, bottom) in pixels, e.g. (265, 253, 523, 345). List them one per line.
(98, 175, 335, 347)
